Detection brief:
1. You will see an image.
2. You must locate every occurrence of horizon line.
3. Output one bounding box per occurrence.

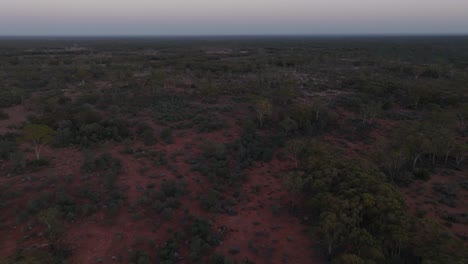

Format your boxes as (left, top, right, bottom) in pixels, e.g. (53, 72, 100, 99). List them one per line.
(1, 33, 468, 39)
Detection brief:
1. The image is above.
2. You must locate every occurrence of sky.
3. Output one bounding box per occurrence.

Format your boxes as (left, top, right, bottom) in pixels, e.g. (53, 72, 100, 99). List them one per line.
(0, 0, 467, 36)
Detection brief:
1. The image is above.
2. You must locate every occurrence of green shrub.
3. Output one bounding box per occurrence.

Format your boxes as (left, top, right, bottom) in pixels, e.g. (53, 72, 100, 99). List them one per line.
(0, 110, 8, 120)
(136, 122, 156, 146)
(0, 138, 17, 160)
(0, 89, 25, 107)
(432, 182, 458, 207)
(189, 218, 221, 262)
(161, 128, 173, 144)
(27, 158, 50, 169)
(9, 151, 26, 172)
(192, 114, 226, 133)
(413, 169, 431, 181)
(131, 250, 152, 264)
(157, 240, 180, 264)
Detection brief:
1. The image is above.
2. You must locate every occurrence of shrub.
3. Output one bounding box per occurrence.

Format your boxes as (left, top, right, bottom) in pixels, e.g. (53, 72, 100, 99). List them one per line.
(9, 151, 26, 172)
(54, 117, 130, 147)
(199, 189, 235, 214)
(135, 122, 156, 146)
(0, 139, 17, 160)
(0, 110, 8, 120)
(4, 249, 62, 264)
(161, 128, 173, 144)
(192, 114, 226, 133)
(131, 250, 152, 264)
(189, 218, 221, 262)
(157, 240, 180, 264)
(432, 183, 459, 207)
(0, 88, 25, 107)
(210, 253, 234, 264)
(413, 169, 430, 181)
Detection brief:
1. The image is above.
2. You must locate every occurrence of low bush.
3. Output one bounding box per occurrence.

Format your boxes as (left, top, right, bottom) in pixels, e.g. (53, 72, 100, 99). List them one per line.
(138, 179, 187, 216)
(131, 250, 152, 264)
(192, 113, 226, 133)
(189, 218, 221, 262)
(432, 182, 459, 207)
(161, 128, 173, 144)
(135, 122, 157, 146)
(0, 136, 17, 160)
(0, 110, 8, 120)
(54, 117, 130, 147)
(157, 239, 180, 264)
(0, 89, 25, 107)
(413, 169, 431, 181)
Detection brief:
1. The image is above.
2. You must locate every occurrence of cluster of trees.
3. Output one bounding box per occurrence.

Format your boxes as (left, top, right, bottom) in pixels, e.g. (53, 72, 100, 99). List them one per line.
(0, 87, 25, 107)
(193, 126, 280, 189)
(0, 132, 17, 160)
(81, 153, 126, 215)
(130, 216, 224, 264)
(136, 179, 188, 220)
(375, 110, 466, 185)
(283, 140, 467, 263)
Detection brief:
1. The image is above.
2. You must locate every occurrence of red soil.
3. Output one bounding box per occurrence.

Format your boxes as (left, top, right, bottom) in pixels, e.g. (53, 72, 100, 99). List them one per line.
(62, 123, 320, 263)
(214, 158, 322, 264)
(6, 93, 463, 264)
(54, 102, 465, 263)
(0, 104, 28, 133)
(402, 170, 468, 241)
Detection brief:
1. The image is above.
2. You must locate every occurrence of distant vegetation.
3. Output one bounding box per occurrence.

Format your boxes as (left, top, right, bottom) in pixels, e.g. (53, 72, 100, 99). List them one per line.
(0, 36, 467, 263)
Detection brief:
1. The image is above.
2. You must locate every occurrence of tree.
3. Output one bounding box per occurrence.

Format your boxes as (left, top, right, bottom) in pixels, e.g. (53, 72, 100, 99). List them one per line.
(332, 254, 365, 264)
(273, 78, 298, 104)
(318, 211, 346, 257)
(309, 98, 327, 122)
(453, 142, 467, 168)
(374, 138, 408, 183)
(19, 124, 55, 160)
(359, 101, 382, 125)
(279, 117, 298, 136)
(455, 103, 468, 135)
(407, 81, 429, 109)
(284, 139, 305, 168)
(283, 171, 307, 203)
(38, 207, 64, 243)
(252, 97, 272, 127)
(397, 123, 431, 169)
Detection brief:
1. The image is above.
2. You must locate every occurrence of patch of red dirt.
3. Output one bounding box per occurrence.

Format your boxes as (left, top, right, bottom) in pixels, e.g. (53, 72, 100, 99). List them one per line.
(0, 97, 324, 263)
(214, 158, 322, 264)
(0, 104, 28, 133)
(402, 170, 468, 241)
(0, 146, 83, 257)
(60, 114, 246, 263)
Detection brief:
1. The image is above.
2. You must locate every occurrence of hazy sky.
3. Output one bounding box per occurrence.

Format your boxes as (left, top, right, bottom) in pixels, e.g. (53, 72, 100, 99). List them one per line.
(0, 0, 467, 35)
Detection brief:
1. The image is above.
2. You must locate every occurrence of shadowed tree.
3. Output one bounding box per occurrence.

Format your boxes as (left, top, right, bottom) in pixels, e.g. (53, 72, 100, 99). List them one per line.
(252, 97, 272, 127)
(360, 101, 382, 125)
(284, 139, 305, 168)
(374, 138, 409, 183)
(19, 124, 55, 160)
(309, 97, 327, 122)
(453, 142, 467, 168)
(283, 171, 308, 205)
(38, 207, 64, 243)
(456, 103, 468, 135)
(318, 211, 346, 257)
(279, 117, 298, 136)
(273, 78, 298, 104)
(395, 123, 431, 169)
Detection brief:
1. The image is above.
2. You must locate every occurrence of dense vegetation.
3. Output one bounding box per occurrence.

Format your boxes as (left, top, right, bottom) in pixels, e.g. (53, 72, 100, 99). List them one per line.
(0, 36, 467, 263)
